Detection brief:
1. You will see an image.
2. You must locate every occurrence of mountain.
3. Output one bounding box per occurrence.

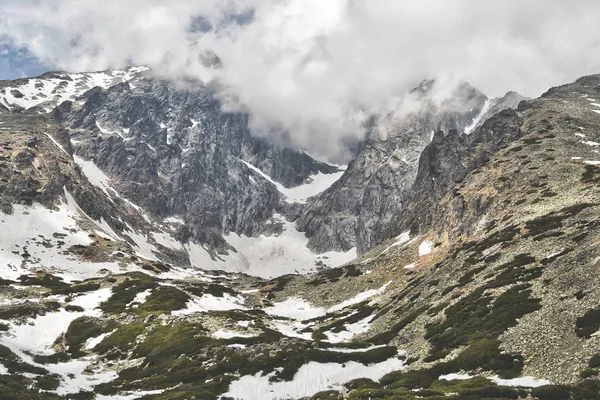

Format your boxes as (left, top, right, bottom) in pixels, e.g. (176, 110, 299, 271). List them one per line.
(1, 68, 356, 278)
(297, 82, 526, 254)
(1, 67, 600, 400)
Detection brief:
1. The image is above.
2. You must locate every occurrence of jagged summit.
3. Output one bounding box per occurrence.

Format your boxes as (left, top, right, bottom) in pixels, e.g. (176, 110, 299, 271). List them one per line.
(0, 66, 150, 112)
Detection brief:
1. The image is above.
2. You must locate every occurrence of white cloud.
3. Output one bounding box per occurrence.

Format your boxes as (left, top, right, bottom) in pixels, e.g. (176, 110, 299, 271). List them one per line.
(2, 0, 600, 160)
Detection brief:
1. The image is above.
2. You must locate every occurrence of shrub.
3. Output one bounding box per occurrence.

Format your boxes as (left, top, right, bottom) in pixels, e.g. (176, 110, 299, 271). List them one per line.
(531, 385, 572, 400)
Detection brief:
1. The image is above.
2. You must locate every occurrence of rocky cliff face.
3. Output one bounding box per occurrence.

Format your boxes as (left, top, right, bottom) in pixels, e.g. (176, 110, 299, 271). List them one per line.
(52, 76, 339, 251)
(297, 81, 524, 254)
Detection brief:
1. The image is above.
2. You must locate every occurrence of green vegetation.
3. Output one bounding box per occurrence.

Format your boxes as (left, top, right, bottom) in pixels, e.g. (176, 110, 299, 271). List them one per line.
(531, 385, 572, 400)
(0, 375, 62, 400)
(137, 286, 190, 313)
(100, 273, 159, 313)
(0, 344, 48, 375)
(425, 284, 540, 361)
(93, 322, 146, 358)
(18, 274, 68, 290)
(310, 390, 342, 399)
(52, 282, 101, 295)
(63, 317, 118, 358)
(369, 306, 428, 345)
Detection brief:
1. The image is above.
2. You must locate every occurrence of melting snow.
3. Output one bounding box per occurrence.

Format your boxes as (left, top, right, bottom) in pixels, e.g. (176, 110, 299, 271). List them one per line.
(583, 141, 600, 147)
(212, 330, 257, 339)
(418, 240, 434, 256)
(266, 282, 391, 342)
(381, 231, 411, 255)
(172, 293, 246, 316)
(74, 155, 113, 197)
(241, 160, 344, 204)
(0, 196, 124, 282)
(464, 99, 491, 134)
(185, 214, 356, 278)
(0, 288, 116, 394)
(127, 289, 152, 308)
(266, 281, 391, 321)
(265, 298, 325, 320)
(324, 315, 374, 343)
(96, 389, 166, 400)
(439, 373, 550, 388)
(150, 231, 183, 251)
(224, 356, 406, 400)
(0, 67, 148, 111)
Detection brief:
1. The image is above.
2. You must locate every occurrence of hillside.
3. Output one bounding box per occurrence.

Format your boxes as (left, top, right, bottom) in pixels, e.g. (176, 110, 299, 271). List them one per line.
(0, 72, 600, 400)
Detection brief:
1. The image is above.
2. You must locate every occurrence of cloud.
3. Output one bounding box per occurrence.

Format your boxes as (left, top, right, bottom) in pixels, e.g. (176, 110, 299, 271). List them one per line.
(2, 0, 600, 160)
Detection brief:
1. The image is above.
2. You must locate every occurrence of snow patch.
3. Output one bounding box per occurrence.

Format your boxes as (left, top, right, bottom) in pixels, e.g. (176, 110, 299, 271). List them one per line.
(419, 240, 434, 256)
(381, 231, 411, 255)
(464, 99, 491, 134)
(224, 356, 406, 400)
(212, 330, 257, 339)
(241, 160, 343, 204)
(172, 293, 246, 316)
(186, 214, 356, 278)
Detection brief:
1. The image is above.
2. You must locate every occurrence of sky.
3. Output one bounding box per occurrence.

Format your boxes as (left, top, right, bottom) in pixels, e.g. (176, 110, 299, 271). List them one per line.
(2, 0, 600, 159)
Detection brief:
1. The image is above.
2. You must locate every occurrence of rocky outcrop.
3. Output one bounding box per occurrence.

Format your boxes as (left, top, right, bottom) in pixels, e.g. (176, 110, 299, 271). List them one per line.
(386, 108, 524, 239)
(52, 77, 340, 250)
(297, 81, 497, 254)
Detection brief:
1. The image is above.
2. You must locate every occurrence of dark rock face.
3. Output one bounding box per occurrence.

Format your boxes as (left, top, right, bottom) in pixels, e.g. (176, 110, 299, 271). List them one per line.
(387, 109, 524, 239)
(297, 82, 497, 253)
(53, 77, 338, 250)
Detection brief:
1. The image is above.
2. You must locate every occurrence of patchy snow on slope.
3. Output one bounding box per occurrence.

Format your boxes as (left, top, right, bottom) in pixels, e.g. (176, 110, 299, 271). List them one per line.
(267, 281, 391, 322)
(0, 197, 122, 282)
(381, 231, 411, 255)
(44, 132, 69, 156)
(329, 281, 392, 313)
(96, 389, 166, 400)
(583, 140, 600, 146)
(265, 298, 325, 320)
(123, 224, 160, 261)
(0, 288, 116, 395)
(74, 155, 113, 197)
(324, 315, 374, 343)
(186, 214, 356, 278)
(0, 67, 148, 111)
(464, 99, 491, 134)
(439, 373, 473, 381)
(267, 282, 390, 342)
(439, 373, 550, 388)
(212, 329, 258, 339)
(84, 330, 116, 351)
(224, 356, 406, 400)
(241, 160, 344, 204)
(164, 216, 185, 225)
(172, 293, 247, 316)
(419, 240, 434, 256)
(4, 288, 111, 356)
(326, 345, 388, 353)
(151, 231, 183, 251)
(269, 320, 314, 341)
(127, 289, 152, 308)
(490, 375, 551, 387)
